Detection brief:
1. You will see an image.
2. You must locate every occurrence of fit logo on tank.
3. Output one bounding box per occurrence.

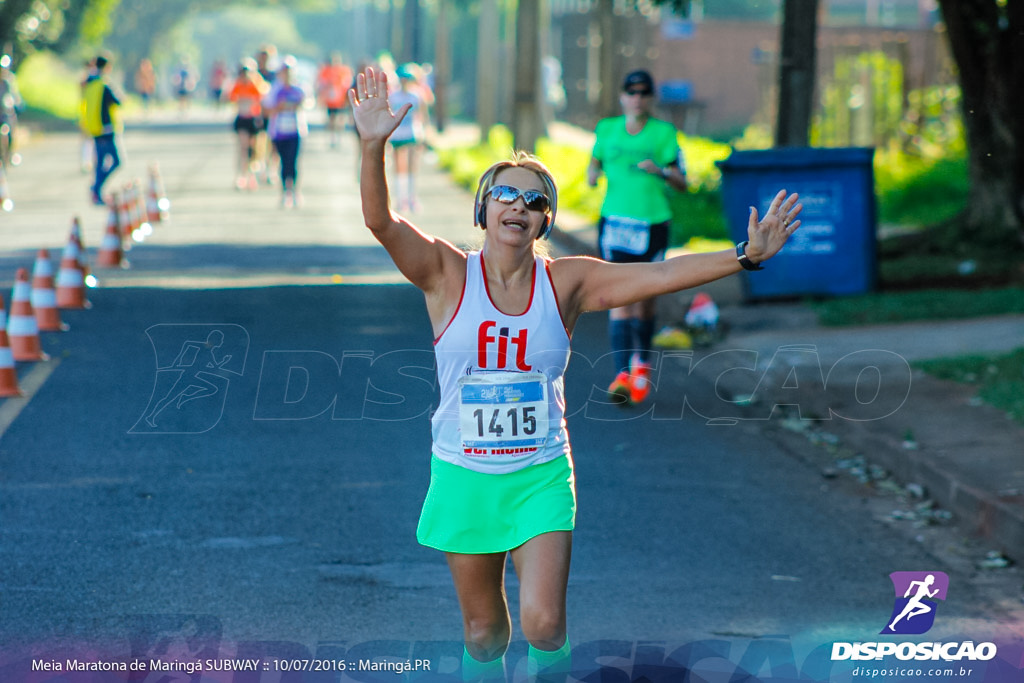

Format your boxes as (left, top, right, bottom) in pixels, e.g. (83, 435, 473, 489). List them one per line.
(477, 321, 532, 371)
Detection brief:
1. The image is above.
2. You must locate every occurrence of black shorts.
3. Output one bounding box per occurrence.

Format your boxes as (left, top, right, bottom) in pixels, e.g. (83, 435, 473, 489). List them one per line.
(597, 217, 670, 263)
(233, 115, 261, 136)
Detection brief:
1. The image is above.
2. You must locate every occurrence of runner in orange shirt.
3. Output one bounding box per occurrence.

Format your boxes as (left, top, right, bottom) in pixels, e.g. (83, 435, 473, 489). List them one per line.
(316, 52, 353, 150)
(227, 59, 269, 190)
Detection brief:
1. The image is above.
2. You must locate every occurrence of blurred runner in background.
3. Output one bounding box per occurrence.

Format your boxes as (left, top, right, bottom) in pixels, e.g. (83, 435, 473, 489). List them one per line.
(316, 52, 353, 150)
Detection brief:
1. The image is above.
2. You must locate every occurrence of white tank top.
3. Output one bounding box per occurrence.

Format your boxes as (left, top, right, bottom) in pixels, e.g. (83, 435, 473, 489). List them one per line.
(432, 252, 572, 474)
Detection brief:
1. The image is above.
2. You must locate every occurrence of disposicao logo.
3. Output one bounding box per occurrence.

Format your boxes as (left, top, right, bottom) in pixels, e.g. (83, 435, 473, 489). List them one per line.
(831, 571, 998, 663)
(882, 571, 949, 635)
(131, 324, 249, 434)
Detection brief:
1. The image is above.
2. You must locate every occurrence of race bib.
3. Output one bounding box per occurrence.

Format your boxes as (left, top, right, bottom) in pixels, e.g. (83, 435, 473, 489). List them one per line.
(276, 111, 298, 134)
(458, 372, 549, 452)
(601, 215, 651, 256)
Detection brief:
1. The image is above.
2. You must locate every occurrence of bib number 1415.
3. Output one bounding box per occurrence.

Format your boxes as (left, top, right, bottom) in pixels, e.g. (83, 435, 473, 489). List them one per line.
(458, 372, 549, 451)
(472, 405, 537, 439)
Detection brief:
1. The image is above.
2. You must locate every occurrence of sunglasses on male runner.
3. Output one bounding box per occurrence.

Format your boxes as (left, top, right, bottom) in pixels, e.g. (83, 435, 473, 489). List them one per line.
(486, 185, 552, 214)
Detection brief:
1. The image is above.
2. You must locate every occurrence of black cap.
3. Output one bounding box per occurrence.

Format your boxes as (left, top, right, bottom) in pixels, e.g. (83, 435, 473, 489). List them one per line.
(622, 69, 654, 93)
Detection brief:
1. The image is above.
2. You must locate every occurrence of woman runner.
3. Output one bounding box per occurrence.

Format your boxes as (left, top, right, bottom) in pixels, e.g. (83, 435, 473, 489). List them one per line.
(348, 66, 802, 682)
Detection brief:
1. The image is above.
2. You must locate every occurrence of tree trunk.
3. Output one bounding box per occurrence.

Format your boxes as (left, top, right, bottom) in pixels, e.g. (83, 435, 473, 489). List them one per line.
(938, 0, 1024, 247)
(511, 0, 546, 152)
(0, 0, 36, 57)
(597, 0, 618, 120)
(402, 0, 420, 64)
(775, 0, 819, 147)
(433, 0, 449, 133)
(476, 0, 500, 143)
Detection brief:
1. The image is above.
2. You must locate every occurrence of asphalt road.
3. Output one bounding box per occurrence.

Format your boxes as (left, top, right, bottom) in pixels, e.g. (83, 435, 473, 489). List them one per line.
(0, 113, 1020, 681)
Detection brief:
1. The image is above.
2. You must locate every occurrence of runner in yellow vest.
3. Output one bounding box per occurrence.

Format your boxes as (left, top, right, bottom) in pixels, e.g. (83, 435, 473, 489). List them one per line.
(79, 53, 122, 205)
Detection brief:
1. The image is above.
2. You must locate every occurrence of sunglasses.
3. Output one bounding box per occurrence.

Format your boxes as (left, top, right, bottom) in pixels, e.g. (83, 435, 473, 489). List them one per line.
(624, 89, 653, 97)
(486, 185, 551, 213)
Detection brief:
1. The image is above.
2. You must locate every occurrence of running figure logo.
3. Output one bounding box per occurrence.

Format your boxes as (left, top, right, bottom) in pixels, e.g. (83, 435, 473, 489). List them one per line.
(131, 324, 249, 434)
(881, 571, 949, 635)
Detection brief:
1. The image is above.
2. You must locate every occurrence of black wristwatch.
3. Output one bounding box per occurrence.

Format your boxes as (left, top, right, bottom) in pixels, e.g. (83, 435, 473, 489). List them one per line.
(736, 241, 764, 271)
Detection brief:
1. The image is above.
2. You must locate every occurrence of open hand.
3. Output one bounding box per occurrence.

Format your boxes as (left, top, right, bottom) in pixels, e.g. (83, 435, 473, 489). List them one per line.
(745, 189, 802, 263)
(348, 67, 412, 143)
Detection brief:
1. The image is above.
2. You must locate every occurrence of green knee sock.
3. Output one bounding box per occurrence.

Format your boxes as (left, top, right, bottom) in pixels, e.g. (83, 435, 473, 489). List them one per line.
(528, 637, 572, 678)
(462, 647, 506, 682)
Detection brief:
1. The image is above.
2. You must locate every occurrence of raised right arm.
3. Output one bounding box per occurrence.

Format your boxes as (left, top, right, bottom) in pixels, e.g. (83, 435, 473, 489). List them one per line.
(349, 67, 463, 295)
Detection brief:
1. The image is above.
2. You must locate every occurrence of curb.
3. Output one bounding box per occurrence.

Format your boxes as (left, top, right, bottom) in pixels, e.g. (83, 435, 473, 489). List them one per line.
(821, 377, 1024, 560)
(717, 364, 1024, 562)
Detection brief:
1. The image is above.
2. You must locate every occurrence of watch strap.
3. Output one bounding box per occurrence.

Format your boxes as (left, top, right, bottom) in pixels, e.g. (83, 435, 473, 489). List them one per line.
(736, 241, 764, 271)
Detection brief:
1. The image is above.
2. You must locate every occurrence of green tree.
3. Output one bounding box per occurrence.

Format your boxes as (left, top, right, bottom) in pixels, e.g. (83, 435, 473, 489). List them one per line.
(78, 0, 123, 50)
(0, 0, 110, 64)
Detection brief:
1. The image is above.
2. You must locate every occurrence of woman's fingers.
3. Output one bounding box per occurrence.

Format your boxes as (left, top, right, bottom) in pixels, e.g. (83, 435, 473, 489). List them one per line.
(765, 189, 785, 218)
(353, 67, 392, 106)
(758, 190, 803, 228)
(748, 205, 760, 232)
(781, 192, 800, 217)
(395, 102, 413, 123)
(355, 72, 366, 101)
(362, 67, 373, 98)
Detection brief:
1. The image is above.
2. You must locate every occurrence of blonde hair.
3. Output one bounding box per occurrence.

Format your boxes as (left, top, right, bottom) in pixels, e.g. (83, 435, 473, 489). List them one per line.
(473, 150, 558, 239)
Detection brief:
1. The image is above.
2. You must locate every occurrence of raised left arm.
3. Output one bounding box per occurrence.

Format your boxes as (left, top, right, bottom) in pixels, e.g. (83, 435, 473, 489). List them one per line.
(556, 189, 802, 317)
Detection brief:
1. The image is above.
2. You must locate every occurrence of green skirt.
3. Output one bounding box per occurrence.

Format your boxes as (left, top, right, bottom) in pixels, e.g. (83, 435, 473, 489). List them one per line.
(416, 454, 577, 554)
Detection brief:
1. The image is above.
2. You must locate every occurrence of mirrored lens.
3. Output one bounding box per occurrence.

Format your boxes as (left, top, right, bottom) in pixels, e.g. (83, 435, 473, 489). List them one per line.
(489, 185, 550, 213)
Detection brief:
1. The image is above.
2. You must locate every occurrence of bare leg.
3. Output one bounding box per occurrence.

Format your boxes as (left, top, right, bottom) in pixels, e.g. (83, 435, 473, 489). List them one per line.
(511, 531, 573, 681)
(446, 551, 512, 664)
(510, 531, 571, 649)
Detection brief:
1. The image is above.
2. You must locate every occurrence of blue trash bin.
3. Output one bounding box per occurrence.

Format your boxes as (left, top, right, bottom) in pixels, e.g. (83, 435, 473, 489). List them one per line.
(716, 147, 877, 299)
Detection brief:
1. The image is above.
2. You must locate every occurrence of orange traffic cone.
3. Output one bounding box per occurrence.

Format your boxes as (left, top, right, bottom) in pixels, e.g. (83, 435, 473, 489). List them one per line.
(31, 249, 69, 332)
(7, 268, 48, 362)
(0, 295, 23, 397)
(118, 187, 136, 242)
(147, 163, 169, 223)
(96, 201, 127, 268)
(67, 217, 94, 288)
(69, 215, 85, 250)
(0, 169, 12, 212)
(137, 180, 152, 239)
(132, 179, 152, 240)
(56, 234, 90, 309)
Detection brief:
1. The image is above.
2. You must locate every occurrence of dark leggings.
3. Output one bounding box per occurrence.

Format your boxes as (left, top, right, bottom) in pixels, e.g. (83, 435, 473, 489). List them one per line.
(273, 136, 300, 186)
(93, 134, 121, 196)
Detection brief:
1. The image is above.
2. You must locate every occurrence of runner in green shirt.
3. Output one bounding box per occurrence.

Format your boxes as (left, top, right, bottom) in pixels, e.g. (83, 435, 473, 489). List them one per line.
(587, 70, 688, 405)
